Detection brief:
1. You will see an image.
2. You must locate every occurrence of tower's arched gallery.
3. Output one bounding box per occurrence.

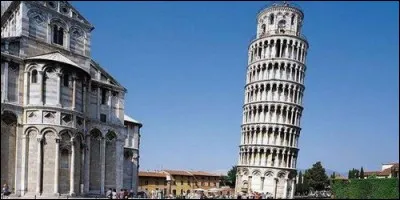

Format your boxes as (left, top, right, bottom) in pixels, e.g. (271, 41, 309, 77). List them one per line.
(235, 2, 309, 199)
(1, 1, 142, 197)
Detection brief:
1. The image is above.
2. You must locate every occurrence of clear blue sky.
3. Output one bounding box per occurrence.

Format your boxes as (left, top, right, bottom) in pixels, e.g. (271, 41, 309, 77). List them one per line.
(71, 1, 399, 174)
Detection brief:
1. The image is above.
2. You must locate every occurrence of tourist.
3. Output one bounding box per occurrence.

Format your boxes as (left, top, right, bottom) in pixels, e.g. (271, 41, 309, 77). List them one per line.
(123, 189, 129, 199)
(118, 189, 124, 199)
(106, 188, 113, 199)
(112, 189, 118, 199)
(129, 189, 134, 198)
(2, 184, 10, 197)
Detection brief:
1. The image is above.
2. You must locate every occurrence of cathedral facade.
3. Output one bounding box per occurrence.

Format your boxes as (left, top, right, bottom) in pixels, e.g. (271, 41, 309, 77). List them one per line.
(1, 1, 142, 197)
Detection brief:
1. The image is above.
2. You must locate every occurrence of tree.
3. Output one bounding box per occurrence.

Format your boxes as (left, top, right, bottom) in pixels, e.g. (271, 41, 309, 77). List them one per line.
(360, 167, 364, 179)
(348, 168, 361, 179)
(296, 171, 303, 195)
(226, 165, 237, 188)
(331, 172, 336, 179)
(303, 161, 329, 191)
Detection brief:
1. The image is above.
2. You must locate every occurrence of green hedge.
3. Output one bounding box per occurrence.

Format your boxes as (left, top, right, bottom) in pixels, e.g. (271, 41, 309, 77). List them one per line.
(331, 178, 399, 199)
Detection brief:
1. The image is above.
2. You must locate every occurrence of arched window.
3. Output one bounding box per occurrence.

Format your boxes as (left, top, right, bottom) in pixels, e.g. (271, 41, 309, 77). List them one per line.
(269, 14, 274, 25)
(31, 70, 38, 83)
(291, 14, 295, 25)
(63, 73, 70, 87)
(52, 24, 64, 45)
(261, 24, 266, 34)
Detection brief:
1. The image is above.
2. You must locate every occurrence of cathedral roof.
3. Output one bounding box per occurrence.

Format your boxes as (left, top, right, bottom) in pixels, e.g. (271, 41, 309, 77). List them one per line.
(25, 51, 89, 74)
(124, 114, 142, 126)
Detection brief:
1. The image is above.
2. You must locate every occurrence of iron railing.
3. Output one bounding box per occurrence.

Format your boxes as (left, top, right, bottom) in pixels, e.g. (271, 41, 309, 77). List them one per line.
(249, 30, 308, 44)
(257, 1, 304, 16)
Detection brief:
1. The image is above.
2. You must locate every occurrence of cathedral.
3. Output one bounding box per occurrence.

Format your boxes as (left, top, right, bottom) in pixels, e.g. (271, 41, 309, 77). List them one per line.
(1, 1, 142, 197)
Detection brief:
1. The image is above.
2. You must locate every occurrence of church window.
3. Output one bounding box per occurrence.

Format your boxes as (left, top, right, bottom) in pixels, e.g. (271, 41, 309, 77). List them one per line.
(31, 70, 38, 83)
(63, 73, 70, 87)
(269, 14, 274, 25)
(100, 114, 107, 122)
(61, 7, 69, 14)
(101, 88, 107, 104)
(261, 24, 266, 34)
(48, 1, 56, 9)
(53, 24, 64, 46)
(291, 14, 295, 25)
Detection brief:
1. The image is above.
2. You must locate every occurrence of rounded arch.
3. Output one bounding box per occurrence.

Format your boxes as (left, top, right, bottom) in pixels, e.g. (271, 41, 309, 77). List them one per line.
(50, 18, 68, 30)
(264, 171, 274, 177)
(69, 25, 86, 39)
(242, 168, 249, 176)
(89, 128, 102, 138)
(24, 126, 40, 135)
(75, 132, 84, 140)
(252, 170, 261, 176)
(1, 110, 18, 125)
(25, 63, 40, 72)
(105, 130, 117, 142)
(40, 127, 58, 137)
(277, 171, 286, 179)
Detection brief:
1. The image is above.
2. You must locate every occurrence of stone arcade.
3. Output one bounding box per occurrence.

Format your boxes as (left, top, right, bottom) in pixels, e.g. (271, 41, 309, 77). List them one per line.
(1, 1, 142, 197)
(235, 2, 309, 199)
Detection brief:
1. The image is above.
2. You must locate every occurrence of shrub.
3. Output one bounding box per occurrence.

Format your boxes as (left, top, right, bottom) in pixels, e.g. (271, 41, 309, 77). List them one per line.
(331, 178, 399, 199)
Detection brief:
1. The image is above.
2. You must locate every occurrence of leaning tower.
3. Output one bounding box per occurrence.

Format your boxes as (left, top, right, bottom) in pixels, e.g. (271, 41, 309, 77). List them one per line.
(235, 2, 308, 199)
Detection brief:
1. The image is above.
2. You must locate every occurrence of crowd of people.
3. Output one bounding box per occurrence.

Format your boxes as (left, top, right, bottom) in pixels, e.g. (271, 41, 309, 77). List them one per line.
(236, 192, 274, 199)
(105, 188, 135, 199)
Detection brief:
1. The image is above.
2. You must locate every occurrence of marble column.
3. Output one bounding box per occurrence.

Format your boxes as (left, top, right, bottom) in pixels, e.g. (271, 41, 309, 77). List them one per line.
(54, 139, 60, 195)
(80, 143, 85, 194)
(20, 135, 28, 196)
(38, 71, 44, 105)
(36, 137, 42, 194)
(83, 84, 87, 114)
(97, 87, 100, 120)
(286, 153, 290, 168)
(285, 43, 290, 58)
(100, 137, 106, 195)
(56, 72, 62, 107)
(72, 76, 77, 110)
(131, 154, 138, 193)
(260, 177, 265, 191)
(248, 176, 252, 193)
(70, 138, 76, 196)
(115, 139, 124, 192)
(267, 151, 272, 167)
(283, 179, 288, 198)
(3, 61, 9, 102)
(290, 179, 295, 198)
(291, 45, 295, 59)
(83, 136, 91, 193)
(108, 90, 112, 122)
(23, 71, 29, 105)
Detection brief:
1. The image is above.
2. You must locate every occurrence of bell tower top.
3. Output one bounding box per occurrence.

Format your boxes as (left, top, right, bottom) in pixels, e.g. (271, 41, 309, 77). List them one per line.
(256, 1, 304, 39)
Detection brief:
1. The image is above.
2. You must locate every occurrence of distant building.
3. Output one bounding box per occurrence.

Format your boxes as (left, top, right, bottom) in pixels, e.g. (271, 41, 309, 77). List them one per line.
(364, 163, 399, 179)
(138, 170, 221, 197)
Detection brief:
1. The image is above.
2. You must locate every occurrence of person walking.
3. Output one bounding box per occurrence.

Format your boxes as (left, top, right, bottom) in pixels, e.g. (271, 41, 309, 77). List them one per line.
(106, 188, 113, 199)
(112, 189, 118, 199)
(2, 184, 11, 198)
